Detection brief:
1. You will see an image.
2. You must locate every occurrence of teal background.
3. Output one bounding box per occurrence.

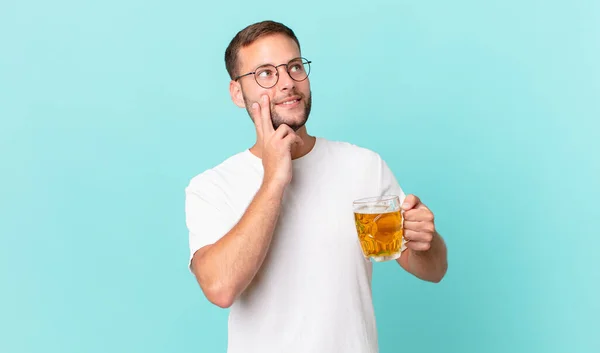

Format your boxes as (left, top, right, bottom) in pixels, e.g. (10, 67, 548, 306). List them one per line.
(1, 0, 598, 352)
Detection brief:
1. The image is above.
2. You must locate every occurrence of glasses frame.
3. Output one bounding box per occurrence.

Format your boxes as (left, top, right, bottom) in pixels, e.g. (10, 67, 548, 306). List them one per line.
(233, 57, 312, 89)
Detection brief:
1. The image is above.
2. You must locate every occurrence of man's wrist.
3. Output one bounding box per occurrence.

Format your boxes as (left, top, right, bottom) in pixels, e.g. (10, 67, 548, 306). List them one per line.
(260, 179, 287, 200)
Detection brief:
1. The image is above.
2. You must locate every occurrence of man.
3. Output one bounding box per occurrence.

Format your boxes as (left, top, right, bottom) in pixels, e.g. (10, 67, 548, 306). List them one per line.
(185, 20, 448, 353)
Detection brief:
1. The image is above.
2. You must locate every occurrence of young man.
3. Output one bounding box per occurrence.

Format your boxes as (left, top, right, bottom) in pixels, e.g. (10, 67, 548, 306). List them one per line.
(185, 20, 448, 353)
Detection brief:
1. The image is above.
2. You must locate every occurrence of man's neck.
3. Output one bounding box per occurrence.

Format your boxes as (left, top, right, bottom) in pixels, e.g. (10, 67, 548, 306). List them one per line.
(292, 129, 316, 159)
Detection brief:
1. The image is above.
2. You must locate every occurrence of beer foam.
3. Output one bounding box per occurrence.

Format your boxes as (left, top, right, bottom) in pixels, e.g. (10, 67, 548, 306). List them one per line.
(356, 205, 390, 214)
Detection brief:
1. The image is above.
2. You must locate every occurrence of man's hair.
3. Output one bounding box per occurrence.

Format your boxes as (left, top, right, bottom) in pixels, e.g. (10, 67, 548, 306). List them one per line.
(224, 20, 301, 80)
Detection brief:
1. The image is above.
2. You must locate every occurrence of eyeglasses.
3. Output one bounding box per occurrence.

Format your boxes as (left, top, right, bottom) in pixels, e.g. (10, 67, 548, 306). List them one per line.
(234, 57, 312, 89)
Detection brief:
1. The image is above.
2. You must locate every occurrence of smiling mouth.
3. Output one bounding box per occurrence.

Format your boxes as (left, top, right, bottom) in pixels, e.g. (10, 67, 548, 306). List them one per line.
(275, 97, 301, 107)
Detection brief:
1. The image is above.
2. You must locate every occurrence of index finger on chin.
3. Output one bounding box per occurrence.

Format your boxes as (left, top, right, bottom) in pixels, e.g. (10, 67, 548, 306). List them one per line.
(259, 95, 274, 134)
(251, 102, 263, 139)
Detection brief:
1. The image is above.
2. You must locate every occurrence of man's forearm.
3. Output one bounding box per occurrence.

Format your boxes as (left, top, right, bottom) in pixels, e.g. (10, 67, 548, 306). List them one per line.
(400, 232, 448, 283)
(192, 181, 285, 308)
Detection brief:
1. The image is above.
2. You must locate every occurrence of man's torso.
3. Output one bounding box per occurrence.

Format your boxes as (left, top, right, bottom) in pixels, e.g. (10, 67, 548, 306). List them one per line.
(189, 138, 396, 353)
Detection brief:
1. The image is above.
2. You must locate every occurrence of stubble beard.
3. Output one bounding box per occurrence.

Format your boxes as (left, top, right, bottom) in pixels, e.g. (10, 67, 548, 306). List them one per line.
(244, 91, 312, 132)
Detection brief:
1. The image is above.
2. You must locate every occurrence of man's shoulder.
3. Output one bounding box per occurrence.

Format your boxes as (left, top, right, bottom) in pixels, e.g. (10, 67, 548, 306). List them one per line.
(186, 150, 255, 190)
(319, 137, 384, 162)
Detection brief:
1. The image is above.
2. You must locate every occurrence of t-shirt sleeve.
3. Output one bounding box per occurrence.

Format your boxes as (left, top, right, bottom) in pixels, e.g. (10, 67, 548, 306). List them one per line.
(184, 176, 235, 271)
(379, 156, 407, 205)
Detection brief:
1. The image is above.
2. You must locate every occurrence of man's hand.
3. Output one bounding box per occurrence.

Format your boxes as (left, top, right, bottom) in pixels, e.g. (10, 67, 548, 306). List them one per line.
(397, 194, 447, 282)
(251, 95, 303, 188)
(401, 194, 436, 252)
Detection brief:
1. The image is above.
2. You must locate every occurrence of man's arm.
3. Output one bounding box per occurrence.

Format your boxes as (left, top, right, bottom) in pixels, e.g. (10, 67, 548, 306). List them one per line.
(398, 231, 448, 283)
(396, 194, 448, 283)
(191, 181, 285, 308)
(190, 95, 303, 308)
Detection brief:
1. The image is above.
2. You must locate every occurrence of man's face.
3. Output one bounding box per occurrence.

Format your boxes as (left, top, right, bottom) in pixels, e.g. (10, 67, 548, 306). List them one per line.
(232, 34, 312, 132)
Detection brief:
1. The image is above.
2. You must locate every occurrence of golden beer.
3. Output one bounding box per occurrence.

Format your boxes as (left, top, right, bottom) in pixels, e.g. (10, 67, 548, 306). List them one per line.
(353, 196, 403, 262)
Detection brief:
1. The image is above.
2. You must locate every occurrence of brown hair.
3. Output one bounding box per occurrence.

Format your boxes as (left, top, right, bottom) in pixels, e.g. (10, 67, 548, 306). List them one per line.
(224, 20, 301, 80)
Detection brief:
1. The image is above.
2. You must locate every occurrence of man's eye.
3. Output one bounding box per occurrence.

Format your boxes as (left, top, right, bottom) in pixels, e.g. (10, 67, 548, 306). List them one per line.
(258, 69, 274, 77)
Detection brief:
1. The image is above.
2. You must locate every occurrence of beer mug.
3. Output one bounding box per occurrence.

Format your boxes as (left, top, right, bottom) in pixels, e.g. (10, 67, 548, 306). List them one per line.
(353, 195, 404, 262)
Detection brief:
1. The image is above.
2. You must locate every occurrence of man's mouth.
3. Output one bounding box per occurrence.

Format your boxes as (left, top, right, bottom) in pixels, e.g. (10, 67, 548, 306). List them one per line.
(275, 96, 302, 107)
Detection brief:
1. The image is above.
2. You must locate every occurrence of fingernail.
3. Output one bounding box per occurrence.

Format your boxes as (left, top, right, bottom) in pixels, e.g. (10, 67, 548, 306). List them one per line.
(252, 103, 258, 109)
(401, 203, 410, 210)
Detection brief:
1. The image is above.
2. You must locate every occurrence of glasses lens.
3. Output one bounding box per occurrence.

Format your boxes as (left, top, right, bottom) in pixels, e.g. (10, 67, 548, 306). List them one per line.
(288, 58, 310, 81)
(255, 65, 277, 88)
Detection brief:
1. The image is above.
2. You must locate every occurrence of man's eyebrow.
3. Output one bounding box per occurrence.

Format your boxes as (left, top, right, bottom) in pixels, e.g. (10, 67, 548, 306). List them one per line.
(252, 57, 302, 69)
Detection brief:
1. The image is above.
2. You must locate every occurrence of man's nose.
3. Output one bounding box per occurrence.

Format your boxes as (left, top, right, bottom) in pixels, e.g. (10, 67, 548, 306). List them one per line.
(276, 66, 295, 91)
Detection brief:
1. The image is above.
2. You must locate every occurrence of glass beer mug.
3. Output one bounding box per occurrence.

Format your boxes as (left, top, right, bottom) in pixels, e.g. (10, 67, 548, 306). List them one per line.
(353, 195, 404, 262)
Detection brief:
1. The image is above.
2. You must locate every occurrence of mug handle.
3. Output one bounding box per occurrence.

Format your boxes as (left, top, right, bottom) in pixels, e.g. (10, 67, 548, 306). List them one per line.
(400, 208, 409, 252)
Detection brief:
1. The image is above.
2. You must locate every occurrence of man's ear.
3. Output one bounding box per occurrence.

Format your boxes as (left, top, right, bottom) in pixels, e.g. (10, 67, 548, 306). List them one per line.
(229, 80, 246, 108)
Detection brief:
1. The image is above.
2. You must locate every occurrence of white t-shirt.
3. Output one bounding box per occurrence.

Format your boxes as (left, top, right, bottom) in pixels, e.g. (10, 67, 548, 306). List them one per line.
(185, 137, 406, 353)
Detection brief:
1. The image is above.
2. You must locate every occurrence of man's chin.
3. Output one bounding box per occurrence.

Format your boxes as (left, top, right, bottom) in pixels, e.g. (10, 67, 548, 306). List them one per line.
(271, 111, 308, 131)
(272, 120, 306, 132)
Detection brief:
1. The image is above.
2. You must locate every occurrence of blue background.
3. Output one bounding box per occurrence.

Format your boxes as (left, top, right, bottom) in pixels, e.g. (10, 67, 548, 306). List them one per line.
(1, 0, 599, 352)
